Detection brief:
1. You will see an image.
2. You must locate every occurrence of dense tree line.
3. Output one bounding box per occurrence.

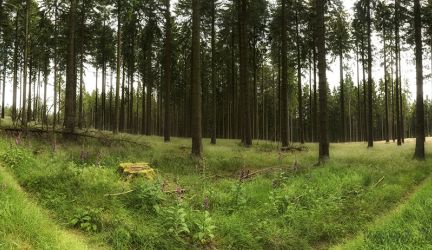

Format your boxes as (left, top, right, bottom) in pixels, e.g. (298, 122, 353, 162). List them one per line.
(0, 0, 429, 159)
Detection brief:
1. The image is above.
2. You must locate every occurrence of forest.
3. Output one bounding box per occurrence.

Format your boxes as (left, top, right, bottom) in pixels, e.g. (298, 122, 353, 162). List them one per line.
(0, 0, 431, 249)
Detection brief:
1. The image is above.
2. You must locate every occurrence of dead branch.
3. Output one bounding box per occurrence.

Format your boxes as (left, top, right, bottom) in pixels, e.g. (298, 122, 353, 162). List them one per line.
(104, 190, 135, 197)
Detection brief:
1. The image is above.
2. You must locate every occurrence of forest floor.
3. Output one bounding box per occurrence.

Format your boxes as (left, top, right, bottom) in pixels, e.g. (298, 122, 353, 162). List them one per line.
(0, 128, 431, 249)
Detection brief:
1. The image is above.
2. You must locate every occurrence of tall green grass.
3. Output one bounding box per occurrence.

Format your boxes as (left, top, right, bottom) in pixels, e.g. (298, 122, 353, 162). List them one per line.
(0, 133, 430, 249)
(0, 167, 91, 250)
(335, 176, 432, 249)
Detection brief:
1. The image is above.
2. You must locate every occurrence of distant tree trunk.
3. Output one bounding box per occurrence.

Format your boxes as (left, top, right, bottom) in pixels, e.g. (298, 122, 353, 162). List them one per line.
(383, 27, 389, 143)
(316, 0, 329, 161)
(43, 62, 48, 127)
(399, 53, 404, 143)
(339, 50, 345, 142)
(95, 68, 98, 129)
(27, 56, 32, 123)
(296, 5, 304, 144)
(367, 0, 373, 147)
(79, 51, 84, 129)
(78, 2, 85, 130)
(102, 63, 106, 130)
(2, 56, 6, 119)
(210, 0, 217, 145)
(239, 0, 252, 146)
(414, 0, 425, 159)
(146, 64, 152, 135)
(356, 44, 361, 141)
(361, 38, 367, 142)
(120, 65, 126, 131)
(281, 0, 289, 147)
(64, 0, 77, 133)
(110, 71, 114, 130)
(163, 0, 172, 142)
(114, 0, 121, 134)
(141, 73, 146, 134)
(191, 0, 202, 157)
(313, 46, 318, 142)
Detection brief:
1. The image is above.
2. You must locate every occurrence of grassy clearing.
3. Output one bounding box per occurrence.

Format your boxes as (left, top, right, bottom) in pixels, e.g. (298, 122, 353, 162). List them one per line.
(335, 175, 432, 249)
(0, 166, 91, 250)
(0, 132, 430, 249)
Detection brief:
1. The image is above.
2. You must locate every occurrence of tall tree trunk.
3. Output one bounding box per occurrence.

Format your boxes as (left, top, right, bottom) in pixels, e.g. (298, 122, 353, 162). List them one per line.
(163, 0, 172, 142)
(53, 0, 58, 130)
(191, 0, 202, 157)
(395, 0, 402, 145)
(12, 10, 18, 123)
(210, 0, 217, 144)
(361, 38, 367, 142)
(239, 0, 252, 146)
(367, 0, 373, 147)
(114, 0, 121, 134)
(64, 0, 77, 133)
(22, 0, 30, 129)
(356, 44, 361, 141)
(316, 0, 329, 161)
(296, 4, 304, 144)
(414, 0, 424, 159)
(281, 0, 289, 147)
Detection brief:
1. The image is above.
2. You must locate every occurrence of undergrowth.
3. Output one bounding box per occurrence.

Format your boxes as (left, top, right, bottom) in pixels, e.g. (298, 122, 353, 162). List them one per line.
(0, 133, 430, 249)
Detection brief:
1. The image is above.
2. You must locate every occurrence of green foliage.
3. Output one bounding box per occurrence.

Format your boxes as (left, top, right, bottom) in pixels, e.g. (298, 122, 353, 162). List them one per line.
(228, 182, 247, 211)
(1, 146, 33, 169)
(157, 202, 216, 246)
(158, 203, 191, 240)
(125, 179, 164, 213)
(70, 207, 103, 233)
(192, 211, 216, 245)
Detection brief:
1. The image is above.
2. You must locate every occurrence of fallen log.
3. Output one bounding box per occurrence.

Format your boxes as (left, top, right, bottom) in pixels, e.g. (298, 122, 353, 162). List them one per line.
(0, 127, 148, 147)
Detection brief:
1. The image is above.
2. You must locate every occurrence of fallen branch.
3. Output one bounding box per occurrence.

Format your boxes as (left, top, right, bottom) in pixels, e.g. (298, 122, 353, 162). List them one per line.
(239, 165, 293, 181)
(164, 188, 187, 194)
(104, 190, 135, 197)
(373, 176, 385, 187)
(280, 146, 309, 152)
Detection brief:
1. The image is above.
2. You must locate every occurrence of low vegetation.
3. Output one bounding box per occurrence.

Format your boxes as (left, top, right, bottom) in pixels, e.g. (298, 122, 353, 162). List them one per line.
(0, 132, 430, 249)
(0, 164, 91, 250)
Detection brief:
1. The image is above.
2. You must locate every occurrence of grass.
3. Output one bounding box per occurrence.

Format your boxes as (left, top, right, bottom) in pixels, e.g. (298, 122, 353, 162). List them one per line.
(335, 175, 432, 249)
(0, 130, 430, 249)
(0, 166, 92, 250)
